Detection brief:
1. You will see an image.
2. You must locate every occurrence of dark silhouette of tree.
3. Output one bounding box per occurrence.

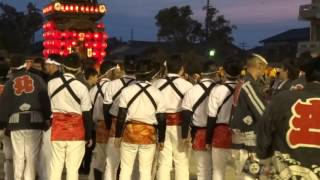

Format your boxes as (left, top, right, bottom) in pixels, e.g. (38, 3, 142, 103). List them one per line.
(155, 4, 235, 45)
(155, 6, 203, 43)
(0, 3, 43, 53)
(205, 5, 235, 45)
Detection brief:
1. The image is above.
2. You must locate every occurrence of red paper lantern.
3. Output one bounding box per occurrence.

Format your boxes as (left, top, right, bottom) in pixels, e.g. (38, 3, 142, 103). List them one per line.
(80, 6, 85, 12)
(85, 32, 93, 40)
(93, 32, 100, 40)
(72, 31, 78, 39)
(97, 23, 104, 29)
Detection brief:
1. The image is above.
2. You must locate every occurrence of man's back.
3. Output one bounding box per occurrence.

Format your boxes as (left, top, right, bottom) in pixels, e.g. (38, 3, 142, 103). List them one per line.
(257, 82, 320, 179)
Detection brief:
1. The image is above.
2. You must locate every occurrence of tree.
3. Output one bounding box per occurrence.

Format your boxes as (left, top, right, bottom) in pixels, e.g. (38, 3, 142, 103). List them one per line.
(0, 3, 43, 53)
(204, 5, 235, 44)
(155, 6, 203, 43)
(155, 4, 235, 45)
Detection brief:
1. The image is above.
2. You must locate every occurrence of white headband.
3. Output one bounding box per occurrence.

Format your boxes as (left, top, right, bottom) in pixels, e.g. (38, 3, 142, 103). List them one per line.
(12, 63, 27, 70)
(46, 58, 61, 66)
(252, 53, 268, 65)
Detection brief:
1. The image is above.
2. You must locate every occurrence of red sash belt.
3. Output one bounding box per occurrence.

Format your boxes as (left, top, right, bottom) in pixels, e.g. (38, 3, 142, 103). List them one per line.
(212, 124, 232, 149)
(96, 120, 109, 144)
(123, 120, 156, 144)
(166, 112, 182, 126)
(51, 112, 85, 141)
(192, 128, 207, 151)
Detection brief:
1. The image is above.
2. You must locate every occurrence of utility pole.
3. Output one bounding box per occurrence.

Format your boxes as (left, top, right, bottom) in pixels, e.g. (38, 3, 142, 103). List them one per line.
(239, 42, 248, 50)
(205, 0, 210, 40)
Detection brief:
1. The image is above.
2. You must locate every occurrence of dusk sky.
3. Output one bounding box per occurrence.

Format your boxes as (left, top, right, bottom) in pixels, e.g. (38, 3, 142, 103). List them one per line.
(6, 0, 310, 48)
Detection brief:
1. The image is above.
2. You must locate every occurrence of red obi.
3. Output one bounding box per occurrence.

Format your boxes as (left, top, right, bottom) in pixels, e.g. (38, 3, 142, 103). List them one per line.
(192, 128, 207, 151)
(212, 124, 232, 149)
(95, 120, 109, 144)
(166, 112, 182, 126)
(51, 112, 85, 141)
(122, 120, 156, 144)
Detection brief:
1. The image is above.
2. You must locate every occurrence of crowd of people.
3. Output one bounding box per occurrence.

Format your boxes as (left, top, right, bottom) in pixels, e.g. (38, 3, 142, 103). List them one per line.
(0, 50, 319, 180)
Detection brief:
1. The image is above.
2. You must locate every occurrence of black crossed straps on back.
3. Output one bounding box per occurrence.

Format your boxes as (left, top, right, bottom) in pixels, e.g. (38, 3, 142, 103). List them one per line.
(127, 83, 157, 110)
(50, 75, 81, 105)
(216, 83, 236, 114)
(159, 76, 184, 99)
(93, 80, 109, 105)
(112, 77, 135, 101)
(192, 81, 216, 112)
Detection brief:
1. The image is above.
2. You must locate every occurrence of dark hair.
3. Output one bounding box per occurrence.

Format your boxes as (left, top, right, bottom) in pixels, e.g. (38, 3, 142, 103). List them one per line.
(124, 55, 137, 74)
(9, 54, 26, 68)
(33, 57, 45, 64)
(297, 51, 313, 72)
(135, 59, 155, 81)
(100, 61, 116, 75)
(84, 67, 98, 80)
(63, 53, 81, 69)
(0, 56, 9, 78)
(223, 56, 244, 77)
(281, 58, 299, 80)
(305, 57, 320, 82)
(166, 54, 184, 73)
(202, 61, 218, 74)
(48, 54, 62, 64)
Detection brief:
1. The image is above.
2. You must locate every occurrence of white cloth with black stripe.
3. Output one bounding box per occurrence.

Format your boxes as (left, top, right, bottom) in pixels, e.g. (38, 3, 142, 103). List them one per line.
(89, 77, 111, 122)
(118, 81, 166, 124)
(48, 73, 92, 114)
(103, 75, 136, 117)
(152, 73, 193, 113)
(181, 78, 215, 127)
(207, 81, 237, 124)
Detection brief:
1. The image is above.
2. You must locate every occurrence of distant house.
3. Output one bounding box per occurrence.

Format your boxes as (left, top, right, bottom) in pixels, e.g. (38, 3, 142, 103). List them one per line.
(251, 28, 309, 62)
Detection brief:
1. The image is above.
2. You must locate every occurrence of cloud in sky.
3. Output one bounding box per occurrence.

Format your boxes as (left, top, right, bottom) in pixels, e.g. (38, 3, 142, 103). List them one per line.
(6, 0, 310, 47)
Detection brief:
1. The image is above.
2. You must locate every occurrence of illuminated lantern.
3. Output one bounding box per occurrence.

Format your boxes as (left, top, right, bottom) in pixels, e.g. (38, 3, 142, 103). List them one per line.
(93, 32, 100, 40)
(85, 32, 93, 40)
(65, 5, 69, 12)
(54, 2, 61, 12)
(90, 6, 95, 13)
(75, 5, 79, 12)
(97, 23, 104, 29)
(71, 41, 77, 46)
(72, 31, 78, 39)
(95, 7, 99, 13)
(70, 5, 74, 12)
(99, 5, 106, 13)
(80, 6, 85, 12)
(102, 33, 108, 40)
(78, 33, 85, 41)
(85, 6, 90, 13)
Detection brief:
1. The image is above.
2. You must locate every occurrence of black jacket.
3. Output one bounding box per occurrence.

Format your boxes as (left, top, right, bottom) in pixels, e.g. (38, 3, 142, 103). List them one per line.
(0, 70, 51, 130)
(230, 74, 267, 151)
(257, 82, 320, 179)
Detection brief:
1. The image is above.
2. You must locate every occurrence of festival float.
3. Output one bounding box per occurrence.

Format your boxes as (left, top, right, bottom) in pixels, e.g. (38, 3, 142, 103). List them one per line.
(42, 0, 108, 64)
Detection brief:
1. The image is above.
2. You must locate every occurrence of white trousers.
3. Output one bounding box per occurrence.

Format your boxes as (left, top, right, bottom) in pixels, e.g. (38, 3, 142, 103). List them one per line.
(105, 138, 121, 180)
(11, 130, 42, 180)
(157, 126, 189, 180)
(194, 150, 212, 180)
(3, 135, 14, 180)
(120, 142, 156, 180)
(38, 128, 52, 180)
(211, 148, 233, 180)
(49, 141, 85, 180)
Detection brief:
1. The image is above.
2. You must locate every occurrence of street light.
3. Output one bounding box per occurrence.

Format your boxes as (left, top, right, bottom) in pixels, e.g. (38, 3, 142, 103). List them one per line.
(209, 49, 216, 57)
